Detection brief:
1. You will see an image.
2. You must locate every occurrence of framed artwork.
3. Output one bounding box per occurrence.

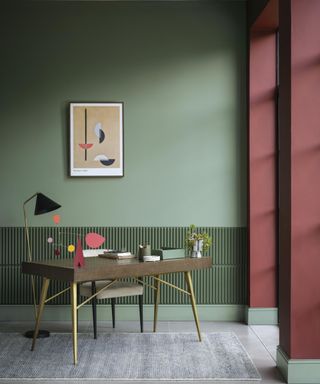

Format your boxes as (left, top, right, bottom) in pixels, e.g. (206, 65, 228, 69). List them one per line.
(70, 102, 124, 177)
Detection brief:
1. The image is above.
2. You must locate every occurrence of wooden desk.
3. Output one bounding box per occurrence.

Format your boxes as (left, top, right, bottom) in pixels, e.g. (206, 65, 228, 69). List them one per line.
(22, 256, 212, 365)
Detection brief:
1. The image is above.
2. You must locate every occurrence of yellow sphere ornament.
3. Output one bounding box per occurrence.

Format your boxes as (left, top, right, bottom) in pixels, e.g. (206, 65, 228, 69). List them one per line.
(67, 244, 75, 253)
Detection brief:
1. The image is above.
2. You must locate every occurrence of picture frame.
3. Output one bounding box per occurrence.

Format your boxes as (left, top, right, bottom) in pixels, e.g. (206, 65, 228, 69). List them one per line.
(70, 102, 124, 177)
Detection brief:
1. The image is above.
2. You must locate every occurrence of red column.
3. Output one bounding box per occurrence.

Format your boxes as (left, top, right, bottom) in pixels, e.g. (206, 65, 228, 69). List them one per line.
(279, 0, 320, 359)
(248, 31, 277, 308)
(248, 0, 278, 314)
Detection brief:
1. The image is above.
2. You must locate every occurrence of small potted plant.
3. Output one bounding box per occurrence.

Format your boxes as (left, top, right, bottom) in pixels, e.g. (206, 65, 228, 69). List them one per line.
(185, 224, 212, 258)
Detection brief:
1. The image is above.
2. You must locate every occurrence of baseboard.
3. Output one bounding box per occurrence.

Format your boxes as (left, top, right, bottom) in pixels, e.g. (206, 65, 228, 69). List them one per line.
(0, 304, 245, 322)
(277, 346, 320, 383)
(245, 306, 278, 325)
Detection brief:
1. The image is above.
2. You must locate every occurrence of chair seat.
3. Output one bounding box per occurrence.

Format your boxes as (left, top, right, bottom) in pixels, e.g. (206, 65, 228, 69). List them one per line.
(80, 280, 143, 299)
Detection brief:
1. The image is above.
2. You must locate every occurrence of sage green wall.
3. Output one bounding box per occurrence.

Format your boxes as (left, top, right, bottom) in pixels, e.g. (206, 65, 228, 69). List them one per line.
(0, 1, 247, 227)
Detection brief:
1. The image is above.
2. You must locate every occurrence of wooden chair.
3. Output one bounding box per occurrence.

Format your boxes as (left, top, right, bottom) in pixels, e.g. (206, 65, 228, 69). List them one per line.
(79, 249, 143, 338)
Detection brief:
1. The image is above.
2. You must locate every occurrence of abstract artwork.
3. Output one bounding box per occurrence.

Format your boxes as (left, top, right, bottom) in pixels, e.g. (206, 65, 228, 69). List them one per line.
(70, 103, 124, 176)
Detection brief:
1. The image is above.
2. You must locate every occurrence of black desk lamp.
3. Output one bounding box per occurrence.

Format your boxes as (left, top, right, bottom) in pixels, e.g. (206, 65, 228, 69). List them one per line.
(23, 192, 61, 338)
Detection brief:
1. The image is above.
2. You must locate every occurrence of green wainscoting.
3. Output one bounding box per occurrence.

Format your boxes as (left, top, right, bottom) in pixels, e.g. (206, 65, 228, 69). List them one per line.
(0, 227, 247, 309)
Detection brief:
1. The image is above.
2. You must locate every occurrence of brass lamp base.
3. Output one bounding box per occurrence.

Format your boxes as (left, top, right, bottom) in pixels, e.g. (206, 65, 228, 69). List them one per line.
(24, 329, 50, 338)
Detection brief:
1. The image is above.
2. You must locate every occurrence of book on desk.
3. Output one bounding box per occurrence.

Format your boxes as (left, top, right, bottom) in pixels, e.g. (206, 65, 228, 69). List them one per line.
(99, 251, 136, 260)
(98, 251, 161, 262)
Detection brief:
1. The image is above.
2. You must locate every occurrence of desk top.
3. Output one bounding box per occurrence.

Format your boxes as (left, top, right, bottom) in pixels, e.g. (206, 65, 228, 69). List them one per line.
(22, 257, 212, 282)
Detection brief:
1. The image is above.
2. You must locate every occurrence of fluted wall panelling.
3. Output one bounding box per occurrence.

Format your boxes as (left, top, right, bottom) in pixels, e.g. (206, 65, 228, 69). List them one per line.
(0, 227, 247, 305)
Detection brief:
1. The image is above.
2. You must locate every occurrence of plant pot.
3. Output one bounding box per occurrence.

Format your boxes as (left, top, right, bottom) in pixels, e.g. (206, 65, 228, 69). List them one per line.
(191, 239, 203, 258)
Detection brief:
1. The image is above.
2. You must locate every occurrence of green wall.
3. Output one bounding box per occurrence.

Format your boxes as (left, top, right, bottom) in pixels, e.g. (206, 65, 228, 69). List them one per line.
(0, 1, 247, 227)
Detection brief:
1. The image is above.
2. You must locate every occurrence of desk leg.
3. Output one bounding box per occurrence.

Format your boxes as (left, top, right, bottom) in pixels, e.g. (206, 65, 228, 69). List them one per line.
(31, 277, 50, 351)
(184, 271, 202, 342)
(71, 282, 78, 365)
(153, 275, 160, 332)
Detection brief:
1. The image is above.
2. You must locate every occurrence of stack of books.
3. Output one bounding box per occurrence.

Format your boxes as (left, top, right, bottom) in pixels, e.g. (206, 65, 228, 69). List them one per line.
(143, 255, 160, 262)
(99, 250, 136, 260)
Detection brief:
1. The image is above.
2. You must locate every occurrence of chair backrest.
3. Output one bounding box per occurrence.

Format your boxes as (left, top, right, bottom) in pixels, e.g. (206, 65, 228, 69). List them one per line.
(83, 249, 108, 258)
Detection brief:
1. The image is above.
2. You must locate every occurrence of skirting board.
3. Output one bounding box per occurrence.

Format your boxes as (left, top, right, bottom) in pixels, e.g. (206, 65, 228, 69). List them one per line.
(245, 306, 278, 325)
(0, 304, 245, 322)
(277, 346, 320, 384)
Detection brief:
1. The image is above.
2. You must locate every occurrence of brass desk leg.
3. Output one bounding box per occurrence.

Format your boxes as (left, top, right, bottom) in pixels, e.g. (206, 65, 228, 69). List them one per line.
(31, 277, 50, 351)
(71, 282, 78, 365)
(153, 275, 161, 332)
(184, 271, 202, 342)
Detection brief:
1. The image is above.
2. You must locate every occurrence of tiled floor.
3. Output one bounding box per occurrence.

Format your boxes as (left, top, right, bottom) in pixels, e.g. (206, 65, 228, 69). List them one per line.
(0, 321, 284, 384)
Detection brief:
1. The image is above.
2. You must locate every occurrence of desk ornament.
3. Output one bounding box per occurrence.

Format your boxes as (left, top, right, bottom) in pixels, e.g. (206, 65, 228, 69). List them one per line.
(186, 224, 212, 258)
(138, 244, 151, 261)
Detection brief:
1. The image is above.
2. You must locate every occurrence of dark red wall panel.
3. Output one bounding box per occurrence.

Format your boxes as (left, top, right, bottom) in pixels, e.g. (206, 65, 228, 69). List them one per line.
(250, 0, 278, 31)
(248, 31, 277, 308)
(290, 0, 320, 359)
(278, 0, 292, 357)
(279, 0, 320, 359)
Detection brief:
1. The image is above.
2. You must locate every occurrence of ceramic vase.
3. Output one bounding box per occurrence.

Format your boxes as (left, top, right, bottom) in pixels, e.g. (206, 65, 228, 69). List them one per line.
(191, 239, 203, 258)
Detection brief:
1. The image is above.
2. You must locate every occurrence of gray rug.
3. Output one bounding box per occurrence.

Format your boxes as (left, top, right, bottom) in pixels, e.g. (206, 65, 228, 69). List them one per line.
(0, 332, 260, 380)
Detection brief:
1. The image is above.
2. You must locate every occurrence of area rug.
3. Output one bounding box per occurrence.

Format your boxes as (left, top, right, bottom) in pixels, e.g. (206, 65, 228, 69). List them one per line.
(0, 332, 260, 380)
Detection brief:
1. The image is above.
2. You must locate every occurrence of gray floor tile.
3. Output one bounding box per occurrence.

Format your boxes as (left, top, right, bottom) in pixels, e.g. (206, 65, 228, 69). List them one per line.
(250, 325, 279, 361)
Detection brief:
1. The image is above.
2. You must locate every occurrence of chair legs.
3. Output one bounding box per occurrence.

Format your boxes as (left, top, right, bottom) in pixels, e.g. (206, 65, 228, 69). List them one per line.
(139, 295, 143, 333)
(111, 298, 116, 328)
(90, 285, 114, 338)
(90, 289, 143, 337)
(91, 282, 97, 339)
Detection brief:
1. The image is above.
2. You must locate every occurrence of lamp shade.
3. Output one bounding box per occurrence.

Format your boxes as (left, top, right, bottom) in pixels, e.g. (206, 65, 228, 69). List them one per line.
(34, 193, 61, 215)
